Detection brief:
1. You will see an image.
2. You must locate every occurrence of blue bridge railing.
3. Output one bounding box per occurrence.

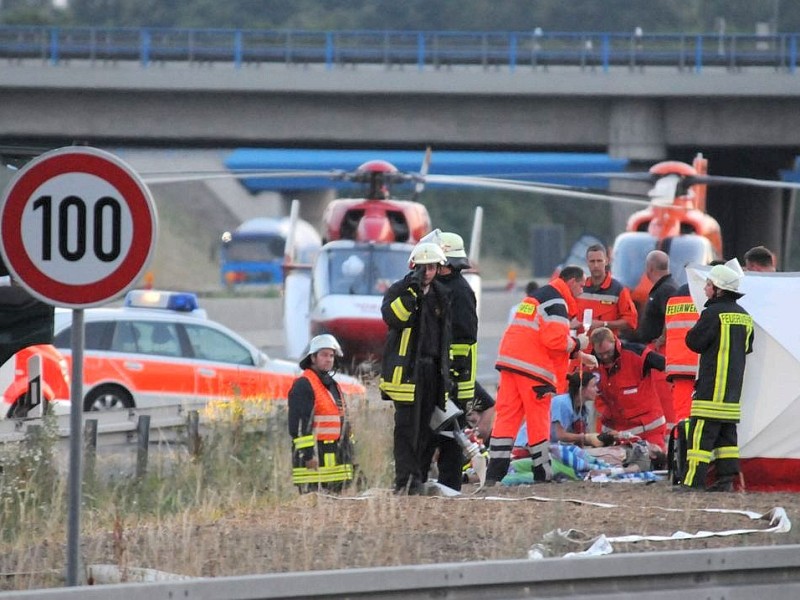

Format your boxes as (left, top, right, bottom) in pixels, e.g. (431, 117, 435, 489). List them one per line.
(0, 26, 796, 74)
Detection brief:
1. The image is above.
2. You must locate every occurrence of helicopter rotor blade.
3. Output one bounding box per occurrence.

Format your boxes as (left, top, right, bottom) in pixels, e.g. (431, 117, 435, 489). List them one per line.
(488, 170, 800, 194)
(140, 169, 337, 185)
(688, 174, 800, 192)
(424, 174, 654, 207)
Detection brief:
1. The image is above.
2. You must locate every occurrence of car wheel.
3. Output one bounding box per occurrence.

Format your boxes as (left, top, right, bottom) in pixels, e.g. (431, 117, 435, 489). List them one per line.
(83, 385, 134, 412)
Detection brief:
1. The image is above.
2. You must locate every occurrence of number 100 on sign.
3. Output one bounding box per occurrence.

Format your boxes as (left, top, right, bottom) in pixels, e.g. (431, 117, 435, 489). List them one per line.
(23, 174, 133, 285)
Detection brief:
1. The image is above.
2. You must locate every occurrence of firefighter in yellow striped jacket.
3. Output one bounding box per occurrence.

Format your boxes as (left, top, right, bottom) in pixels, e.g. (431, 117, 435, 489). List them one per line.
(680, 261, 754, 492)
(288, 334, 354, 491)
(380, 242, 452, 495)
(426, 231, 478, 491)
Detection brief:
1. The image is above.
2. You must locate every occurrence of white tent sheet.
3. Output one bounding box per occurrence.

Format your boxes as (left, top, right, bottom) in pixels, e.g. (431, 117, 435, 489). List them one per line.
(685, 266, 800, 460)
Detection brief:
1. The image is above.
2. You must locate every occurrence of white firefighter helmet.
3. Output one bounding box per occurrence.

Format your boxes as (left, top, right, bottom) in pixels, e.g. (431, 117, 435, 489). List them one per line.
(408, 241, 447, 268)
(419, 228, 443, 246)
(707, 258, 745, 294)
(299, 334, 344, 369)
(439, 231, 470, 269)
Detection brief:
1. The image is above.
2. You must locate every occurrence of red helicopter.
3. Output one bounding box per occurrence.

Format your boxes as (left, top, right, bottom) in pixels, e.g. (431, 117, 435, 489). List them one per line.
(321, 159, 432, 244)
(282, 156, 483, 366)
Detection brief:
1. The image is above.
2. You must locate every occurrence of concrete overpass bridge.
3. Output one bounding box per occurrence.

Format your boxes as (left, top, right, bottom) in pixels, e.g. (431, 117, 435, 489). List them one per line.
(0, 57, 798, 262)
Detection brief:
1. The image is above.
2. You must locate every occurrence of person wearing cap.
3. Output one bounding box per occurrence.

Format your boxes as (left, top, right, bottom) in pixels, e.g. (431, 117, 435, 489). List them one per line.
(420, 230, 479, 491)
(288, 334, 354, 492)
(380, 241, 452, 495)
(679, 259, 754, 493)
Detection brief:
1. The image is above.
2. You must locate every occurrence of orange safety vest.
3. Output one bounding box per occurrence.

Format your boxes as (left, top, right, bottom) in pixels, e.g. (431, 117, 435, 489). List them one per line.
(664, 294, 699, 380)
(291, 371, 353, 487)
(496, 278, 576, 390)
(304, 368, 344, 441)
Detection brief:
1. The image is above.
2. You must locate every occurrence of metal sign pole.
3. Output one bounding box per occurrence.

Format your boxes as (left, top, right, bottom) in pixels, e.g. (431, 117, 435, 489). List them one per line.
(66, 308, 85, 587)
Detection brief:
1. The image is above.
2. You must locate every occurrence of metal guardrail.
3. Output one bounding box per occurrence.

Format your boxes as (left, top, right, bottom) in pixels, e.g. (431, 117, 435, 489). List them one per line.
(0, 402, 205, 445)
(3, 544, 800, 599)
(0, 26, 796, 73)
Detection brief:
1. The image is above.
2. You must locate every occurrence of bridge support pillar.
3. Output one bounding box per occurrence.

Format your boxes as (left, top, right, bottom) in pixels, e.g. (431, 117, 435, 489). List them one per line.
(608, 99, 667, 162)
(607, 99, 667, 237)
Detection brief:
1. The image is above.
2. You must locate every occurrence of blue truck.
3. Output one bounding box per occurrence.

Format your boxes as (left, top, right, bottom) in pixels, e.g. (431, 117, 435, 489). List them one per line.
(219, 217, 321, 289)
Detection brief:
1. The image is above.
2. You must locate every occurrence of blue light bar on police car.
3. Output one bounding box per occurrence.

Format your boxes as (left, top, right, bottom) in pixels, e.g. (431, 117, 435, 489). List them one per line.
(125, 290, 199, 312)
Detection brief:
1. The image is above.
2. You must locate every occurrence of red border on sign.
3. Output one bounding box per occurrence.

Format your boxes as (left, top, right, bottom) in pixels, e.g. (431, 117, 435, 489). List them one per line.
(1, 151, 154, 306)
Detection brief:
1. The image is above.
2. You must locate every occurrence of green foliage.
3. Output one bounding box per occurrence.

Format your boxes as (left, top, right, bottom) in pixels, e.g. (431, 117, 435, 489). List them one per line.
(0, 0, 65, 25)
(50, 1, 800, 33)
(87, 405, 296, 521)
(0, 421, 61, 542)
(422, 188, 613, 271)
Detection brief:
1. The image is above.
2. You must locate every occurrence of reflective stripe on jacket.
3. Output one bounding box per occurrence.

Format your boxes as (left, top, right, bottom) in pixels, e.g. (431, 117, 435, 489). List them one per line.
(496, 277, 575, 390)
(686, 296, 754, 422)
(664, 291, 699, 379)
(577, 273, 638, 331)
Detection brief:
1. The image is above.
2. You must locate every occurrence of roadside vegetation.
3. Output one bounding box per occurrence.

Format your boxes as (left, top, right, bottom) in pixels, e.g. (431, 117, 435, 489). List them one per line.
(0, 389, 393, 589)
(2, 1, 797, 35)
(1, 384, 798, 591)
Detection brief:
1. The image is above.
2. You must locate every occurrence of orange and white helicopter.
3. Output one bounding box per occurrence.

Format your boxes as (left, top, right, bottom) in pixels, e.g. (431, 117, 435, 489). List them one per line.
(608, 153, 721, 307)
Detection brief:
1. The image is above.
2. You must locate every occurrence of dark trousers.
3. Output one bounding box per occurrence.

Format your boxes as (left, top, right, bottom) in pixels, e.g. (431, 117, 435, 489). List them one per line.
(420, 411, 466, 491)
(434, 434, 465, 491)
(393, 358, 440, 491)
(684, 417, 739, 489)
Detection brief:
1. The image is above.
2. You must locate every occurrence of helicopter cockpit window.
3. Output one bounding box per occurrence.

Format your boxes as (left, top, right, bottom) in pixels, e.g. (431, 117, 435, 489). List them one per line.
(319, 247, 410, 297)
(340, 210, 365, 241)
(610, 233, 656, 290)
(386, 211, 410, 242)
(668, 236, 714, 285)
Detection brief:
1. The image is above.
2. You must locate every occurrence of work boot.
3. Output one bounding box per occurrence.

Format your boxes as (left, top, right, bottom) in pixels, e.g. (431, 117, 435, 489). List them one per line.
(672, 484, 701, 493)
(707, 475, 736, 492)
(394, 477, 424, 496)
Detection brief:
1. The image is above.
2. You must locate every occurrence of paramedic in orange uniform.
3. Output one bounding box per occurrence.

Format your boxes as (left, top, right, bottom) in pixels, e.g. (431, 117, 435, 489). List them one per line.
(485, 265, 588, 485)
(577, 243, 638, 339)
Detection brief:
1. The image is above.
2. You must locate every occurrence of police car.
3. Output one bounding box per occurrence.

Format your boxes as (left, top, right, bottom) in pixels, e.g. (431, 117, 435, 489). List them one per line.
(3, 290, 364, 416)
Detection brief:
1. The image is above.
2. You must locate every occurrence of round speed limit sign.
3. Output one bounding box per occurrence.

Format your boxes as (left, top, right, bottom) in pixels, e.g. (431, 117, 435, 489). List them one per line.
(0, 147, 158, 308)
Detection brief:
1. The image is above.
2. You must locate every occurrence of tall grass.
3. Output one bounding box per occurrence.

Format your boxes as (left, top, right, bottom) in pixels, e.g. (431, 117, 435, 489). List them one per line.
(0, 388, 395, 590)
